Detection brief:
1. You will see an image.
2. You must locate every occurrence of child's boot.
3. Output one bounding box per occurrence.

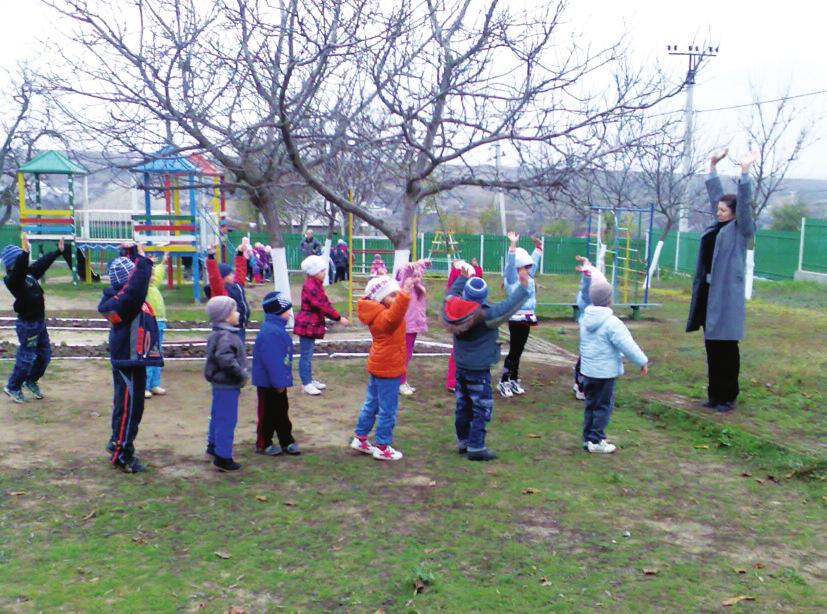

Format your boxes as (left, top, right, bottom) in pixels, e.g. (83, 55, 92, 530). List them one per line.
(213, 455, 242, 471)
(467, 448, 497, 461)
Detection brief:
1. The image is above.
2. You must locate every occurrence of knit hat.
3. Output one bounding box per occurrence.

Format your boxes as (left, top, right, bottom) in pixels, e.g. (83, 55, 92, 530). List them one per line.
(108, 257, 135, 289)
(1, 245, 24, 270)
(218, 262, 233, 278)
(589, 274, 613, 307)
(301, 254, 327, 276)
(337, 239, 345, 245)
(206, 295, 237, 324)
(262, 291, 292, 315)
(364, 275, 400, 303)
(462, 277, 489, 303)
(514, 247, 534, 269)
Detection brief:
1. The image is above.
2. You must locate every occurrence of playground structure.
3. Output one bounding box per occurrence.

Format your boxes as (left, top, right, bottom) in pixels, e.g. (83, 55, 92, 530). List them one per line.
(17, 151, 90, 284)
(585, 204, 657, 318)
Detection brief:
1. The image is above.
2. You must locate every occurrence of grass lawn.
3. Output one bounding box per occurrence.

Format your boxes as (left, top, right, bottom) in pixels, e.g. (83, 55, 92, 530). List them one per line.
(0, 272, 825, 612)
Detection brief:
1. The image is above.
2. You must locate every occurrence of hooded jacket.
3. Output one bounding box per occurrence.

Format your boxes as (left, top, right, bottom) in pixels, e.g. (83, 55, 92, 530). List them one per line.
(579, 305, 648, 379)
(4, 248, 64, 321)
(503, 248, 542, 322)
(98, 256, 164, 368)
(358, 292, 410, 378)
(395, 260, 429, 334)
(441, 275, 529, 371)
(145, 261, 167, 322)
(251, 313, 293, 389)
(204, 322, 248, 388)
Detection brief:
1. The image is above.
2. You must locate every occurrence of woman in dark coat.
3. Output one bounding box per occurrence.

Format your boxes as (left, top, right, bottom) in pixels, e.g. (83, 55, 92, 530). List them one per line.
(686, 148, 757, 413)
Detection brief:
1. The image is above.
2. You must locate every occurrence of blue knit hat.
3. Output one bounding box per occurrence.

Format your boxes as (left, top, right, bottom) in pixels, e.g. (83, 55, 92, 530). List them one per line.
(1, 245, 24, 270)
(462, 277, 489, 303)
(108, 257, 135, 289)
(262, 291, 292, 315)
(218, 262, 233, 278)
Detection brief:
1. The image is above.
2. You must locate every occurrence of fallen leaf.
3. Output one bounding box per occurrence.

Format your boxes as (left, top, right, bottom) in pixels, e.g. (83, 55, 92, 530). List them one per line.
(755, 479, 764, 485)
(226, 607, 246, 614)
(373, 609, 386, 614)
(428, 480, 437, 487)
(722, 595, 755, 607)
(132, 536, 146, 545)
(694, 445, 709, 449)
(766, 475, 778, 483)
(82, 510, 97, 521)
(255, 495, 268, 502)
(752, 562, 765, 569)
(89, 410, 101, 417)
(283, 500, 297, 507)
(733, 568, 747, 574)
(642, 568, 659, 576)
(740, 472, 752, 477)
(7, 491, 27, 496)
(214, 551, 232, 559)
(526, 433, 542, 439)
(785, 471, 794, 480)
(414, 579, 426, 595)
(539, 576, 551, 586)
(522, 488, 541, 495)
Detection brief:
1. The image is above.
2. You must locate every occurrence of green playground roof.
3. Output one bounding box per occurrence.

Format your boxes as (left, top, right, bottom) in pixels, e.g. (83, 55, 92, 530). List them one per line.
(19, 150, 88, 175)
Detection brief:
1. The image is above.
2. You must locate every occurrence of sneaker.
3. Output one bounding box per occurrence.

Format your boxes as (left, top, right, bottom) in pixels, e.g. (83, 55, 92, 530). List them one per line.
(510, 380, 526, 395)
(303, 383, 322, 396)
(372, 445, 403, 461)
(204, 444, 216, 462)
(399, 382, 415, 396)
(311, 380, 327, 390)
(715, 401, 735, 413)
(256, 444, 283, 456)
(467, 448, 498, 461)
(350, 436, 376, 455)
(497, 381, 514, 398)
(587, 440, 617, 454)
(573, 384, 586, 401)
(149, 386, 166, 396)
(213, 456, 242, 471)
(144, 390, 153, 399)
(23, 381, 44, 399)
(3, 386, 25, 403)
(446, 387, 455, 393)
(285, 443, 301, 455)
(115, 458, 147, 473)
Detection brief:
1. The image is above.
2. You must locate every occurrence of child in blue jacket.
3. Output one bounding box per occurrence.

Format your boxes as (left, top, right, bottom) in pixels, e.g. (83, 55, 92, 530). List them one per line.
(252, 291, 300, 456)
(576, 259, 648, 454)
(442, 263, 529, 461)
(99, 243, 163, 473)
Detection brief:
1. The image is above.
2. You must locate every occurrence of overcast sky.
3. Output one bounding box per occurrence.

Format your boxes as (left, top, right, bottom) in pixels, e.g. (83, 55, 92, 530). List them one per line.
(1, 0, 824, 179)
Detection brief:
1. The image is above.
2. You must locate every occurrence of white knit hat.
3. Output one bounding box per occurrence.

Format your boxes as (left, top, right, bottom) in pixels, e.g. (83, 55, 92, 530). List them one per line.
(514, 247, 534, 269)
(364, 275, 400, 303)
(301, 254, 327, 276)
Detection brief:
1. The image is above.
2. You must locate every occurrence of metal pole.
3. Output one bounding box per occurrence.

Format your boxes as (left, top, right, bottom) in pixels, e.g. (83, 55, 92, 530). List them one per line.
(644, 204, 654, 303)
(494, 142, 507, 234)
(68, 174, 78, 285)
(347, 190, 354, 323)
(679, 74, 694, 233)
(797, 217, 806, 272)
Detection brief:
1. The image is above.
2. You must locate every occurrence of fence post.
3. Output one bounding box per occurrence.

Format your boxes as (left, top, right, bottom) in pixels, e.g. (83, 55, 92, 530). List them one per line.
(675, 229, 681, 273)
(798, 217, 806, 272)
(540, 236, 545, 273)
(479, 233, 484, 269)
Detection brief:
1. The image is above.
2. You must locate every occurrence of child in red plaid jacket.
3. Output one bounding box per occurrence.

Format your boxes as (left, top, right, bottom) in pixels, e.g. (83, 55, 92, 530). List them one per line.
(294, 255, 349, 395)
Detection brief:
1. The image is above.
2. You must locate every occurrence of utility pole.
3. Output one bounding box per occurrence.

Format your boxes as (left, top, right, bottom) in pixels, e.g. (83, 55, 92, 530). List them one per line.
(667, 44, 718, 233)
(493, 142, 507, 234)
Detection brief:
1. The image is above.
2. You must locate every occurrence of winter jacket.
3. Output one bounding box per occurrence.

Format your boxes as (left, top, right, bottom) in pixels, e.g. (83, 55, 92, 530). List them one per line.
(251, 313, 293, 389)
(204, 323, 248, 389)
(4, 248, 63, 321)
(446, 264, 483, 290)
(300, 237, 322, 258)
(503, 248, 542, 322)
(395, 260, 429, 334)
(441, 275, 529, 371)
(358, 291, 410, 378)
(293, 275, 341, 338)
(332, 245, 349, 268)
(579, 305, 648, 379)
(145, 261, 167, 322)
(98, 256, 164, 368)
(207, 255, 249, 330)
(687, 173, 755, 340)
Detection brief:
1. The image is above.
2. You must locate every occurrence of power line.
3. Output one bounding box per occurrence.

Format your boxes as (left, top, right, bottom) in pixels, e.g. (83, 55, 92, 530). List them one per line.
(649, 87, 827, 118)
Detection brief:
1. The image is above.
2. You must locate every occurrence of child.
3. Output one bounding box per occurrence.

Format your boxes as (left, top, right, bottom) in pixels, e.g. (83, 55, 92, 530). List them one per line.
(442, 264, 529, 461)
(294, 254, 349, 395)
(204, 295, 248, 471)
(571, 255, 592, 401)
(206, 245, 249, 342)
(99, 243, 163, 473)
(576, 262, 649, 454)
(252, 291, 300, 456)
(370, 254, 387, 277)
(2, 234, 65, 403)
(349, 274, 414, 461)
(499, 232, 542, 398)
(395, 259, 430, 396)
(145, 253, 168, 399)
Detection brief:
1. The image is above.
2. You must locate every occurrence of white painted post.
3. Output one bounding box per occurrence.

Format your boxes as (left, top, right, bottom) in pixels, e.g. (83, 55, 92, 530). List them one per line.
(646, 240, 664, 290)
(271, 246, 293, 327)
(745, 248, 755, 300)
(798, 217, 807, 272)
(392, 249, 411, 276)
(675, 229, 681, 273)
(540, 236, 545, 273)
(479, 233, 485, 269)
(322, 238, 332, 287)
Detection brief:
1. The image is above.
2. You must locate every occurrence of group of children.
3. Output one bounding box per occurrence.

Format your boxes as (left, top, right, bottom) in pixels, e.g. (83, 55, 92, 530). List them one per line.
(1, 230, 649, 472)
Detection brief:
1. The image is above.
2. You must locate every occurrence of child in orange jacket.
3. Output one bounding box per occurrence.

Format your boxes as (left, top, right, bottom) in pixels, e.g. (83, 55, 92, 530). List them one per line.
(349, 274, 415, 461)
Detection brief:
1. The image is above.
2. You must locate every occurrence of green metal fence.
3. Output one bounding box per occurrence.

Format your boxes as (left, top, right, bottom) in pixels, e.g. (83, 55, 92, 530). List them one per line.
(801, 218, 827, 274)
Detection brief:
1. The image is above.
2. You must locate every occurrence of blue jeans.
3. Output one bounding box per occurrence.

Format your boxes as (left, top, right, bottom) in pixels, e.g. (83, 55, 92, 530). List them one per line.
(455, 368, 494, 452)
(207, 386, 241, 459)
(582, 376, 616, 444)
(298, 336, 316, 385)
(145, 320, 166, 390)
(7, 319, 52, 391)
(354, 375, 401, 446)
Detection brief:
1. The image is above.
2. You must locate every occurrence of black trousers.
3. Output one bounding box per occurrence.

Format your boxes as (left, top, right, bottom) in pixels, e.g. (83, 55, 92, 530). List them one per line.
(110, 366, 146, 465)
(705, 339, 740, 403)
(334, 265, 348, 283)
(501, 322, 531, 382)
(256, 387, 295, 449)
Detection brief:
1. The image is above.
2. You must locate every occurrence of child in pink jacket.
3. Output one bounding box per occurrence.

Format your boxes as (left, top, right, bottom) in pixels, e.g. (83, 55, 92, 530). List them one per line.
(396, 259, 430, 396)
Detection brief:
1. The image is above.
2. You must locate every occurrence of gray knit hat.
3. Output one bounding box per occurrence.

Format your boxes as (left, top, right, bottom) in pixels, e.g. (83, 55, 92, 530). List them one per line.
(589, 277, 613, 307)
(206, 296, 237, 324)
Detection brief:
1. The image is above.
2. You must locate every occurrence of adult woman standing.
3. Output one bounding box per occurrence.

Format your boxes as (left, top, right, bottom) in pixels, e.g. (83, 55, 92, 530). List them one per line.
(686, 148, 757, 413)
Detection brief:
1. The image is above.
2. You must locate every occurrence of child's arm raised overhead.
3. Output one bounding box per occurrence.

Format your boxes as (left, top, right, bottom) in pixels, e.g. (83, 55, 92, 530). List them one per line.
(99, 253, 153, 324)
(485, 267, 530, 329)
(206, 245, 228, 298)
(373, 291, 411, 334)
(529, 236, 543, 280)
(574, 255, 593, 312)
(28, 238, 65, 280)
(234, 248, 247, 287)
(503, 231, 518, 285)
